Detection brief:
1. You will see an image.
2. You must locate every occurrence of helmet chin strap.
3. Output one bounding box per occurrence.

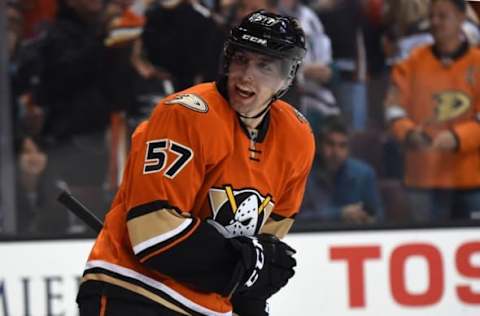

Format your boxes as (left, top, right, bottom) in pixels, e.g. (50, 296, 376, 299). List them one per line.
(237, 100, 273, 119)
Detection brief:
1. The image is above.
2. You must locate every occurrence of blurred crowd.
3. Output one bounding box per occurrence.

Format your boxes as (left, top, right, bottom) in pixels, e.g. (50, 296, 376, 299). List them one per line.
(4, 0, 480, 236)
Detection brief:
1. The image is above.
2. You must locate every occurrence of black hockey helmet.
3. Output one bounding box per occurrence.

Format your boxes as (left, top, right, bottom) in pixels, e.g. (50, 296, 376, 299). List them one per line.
(224, 10, 306, 99)
(226, 10, 306, 62)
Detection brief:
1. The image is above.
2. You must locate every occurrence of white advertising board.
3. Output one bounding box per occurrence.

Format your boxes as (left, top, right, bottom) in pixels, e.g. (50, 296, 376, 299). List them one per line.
(0, 228, 479, 316)
(271, 228, 480, 316)
(0, 240, 92, 316)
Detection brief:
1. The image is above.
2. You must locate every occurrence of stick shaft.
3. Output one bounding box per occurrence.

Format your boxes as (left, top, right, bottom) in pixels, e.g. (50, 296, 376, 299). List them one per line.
(57, 191, 103, 233)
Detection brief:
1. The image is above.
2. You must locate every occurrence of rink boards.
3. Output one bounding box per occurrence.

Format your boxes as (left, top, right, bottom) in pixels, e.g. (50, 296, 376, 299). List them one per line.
(0, 227, 479, 316)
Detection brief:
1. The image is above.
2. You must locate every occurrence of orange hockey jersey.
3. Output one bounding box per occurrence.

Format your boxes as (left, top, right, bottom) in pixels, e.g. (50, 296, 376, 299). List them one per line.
(386, 44, 480, 188)
(79, 82, 315, 315)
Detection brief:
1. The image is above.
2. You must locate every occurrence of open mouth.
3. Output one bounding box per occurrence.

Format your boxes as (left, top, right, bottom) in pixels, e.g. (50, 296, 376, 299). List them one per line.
(235, 85, 255, 98)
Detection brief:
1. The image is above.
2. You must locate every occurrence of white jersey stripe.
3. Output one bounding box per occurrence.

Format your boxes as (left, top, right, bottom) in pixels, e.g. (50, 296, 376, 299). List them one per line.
(133, 218, 193, 255)
(85, 260, 232, 316)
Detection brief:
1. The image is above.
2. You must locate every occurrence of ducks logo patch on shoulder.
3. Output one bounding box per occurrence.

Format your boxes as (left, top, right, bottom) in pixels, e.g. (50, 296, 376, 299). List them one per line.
(165, 94, 208, 113)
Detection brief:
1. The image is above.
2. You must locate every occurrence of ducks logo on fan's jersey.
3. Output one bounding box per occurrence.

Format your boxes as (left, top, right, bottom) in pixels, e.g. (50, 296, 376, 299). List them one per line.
(433, 91, 471, 122)
(208, 186, 274, 237)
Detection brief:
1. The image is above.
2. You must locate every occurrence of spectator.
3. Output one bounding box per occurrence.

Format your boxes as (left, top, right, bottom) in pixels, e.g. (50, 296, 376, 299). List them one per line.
(279, 0, 338, 130)
(7, 2, 47, 234)
(382, 0, 431, 65)
(100, 0, 167, 122)
(15, 136, 47, 233)
(382, 0, 480, 65)
(141, 0, 223, 91)
(7, 1, 24, 125)
(313, 0, 369, 131)
(300, 115, 384, 224)
(385, 0, 480, 222)
(33, 0, 113, 234)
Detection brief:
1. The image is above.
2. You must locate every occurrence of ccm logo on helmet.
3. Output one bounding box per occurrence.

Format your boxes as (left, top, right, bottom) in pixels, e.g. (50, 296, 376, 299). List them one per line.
(242, 34, 267, 46)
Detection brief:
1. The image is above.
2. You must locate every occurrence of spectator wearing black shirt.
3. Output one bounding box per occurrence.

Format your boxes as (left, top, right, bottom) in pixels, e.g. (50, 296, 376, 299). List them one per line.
(142, 0, 223, 92)
(34, 0, 113, 234)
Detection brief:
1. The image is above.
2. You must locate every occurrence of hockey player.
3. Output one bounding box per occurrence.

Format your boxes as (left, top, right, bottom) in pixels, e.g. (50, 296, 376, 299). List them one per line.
(77, 10, 314, 316)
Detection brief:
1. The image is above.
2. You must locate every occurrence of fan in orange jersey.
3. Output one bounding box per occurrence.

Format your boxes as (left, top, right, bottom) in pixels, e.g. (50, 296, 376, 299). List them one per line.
(385, 0, 480, 222)
(77, 10, 315, 316)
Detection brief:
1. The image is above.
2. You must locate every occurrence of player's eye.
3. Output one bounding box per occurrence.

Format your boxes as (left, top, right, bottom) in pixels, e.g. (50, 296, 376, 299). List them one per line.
(259, 61, 274, 73)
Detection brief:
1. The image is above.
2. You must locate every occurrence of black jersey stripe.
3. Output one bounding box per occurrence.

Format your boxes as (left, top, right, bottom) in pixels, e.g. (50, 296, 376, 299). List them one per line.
(127, 200, 182, 220)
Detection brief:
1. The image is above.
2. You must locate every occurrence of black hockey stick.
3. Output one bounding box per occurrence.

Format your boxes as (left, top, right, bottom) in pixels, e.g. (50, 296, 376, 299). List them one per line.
(57, 190, 103, 233)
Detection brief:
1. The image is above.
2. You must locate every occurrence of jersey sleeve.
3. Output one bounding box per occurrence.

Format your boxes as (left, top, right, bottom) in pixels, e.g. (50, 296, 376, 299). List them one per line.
(386, 55, 417, 142)
(126, 101, 230, 212)
(262, 127, 315, 238)
(451, 61, 480, 153)
(452, 118, 480, 152)
(122, 103, 241, 295)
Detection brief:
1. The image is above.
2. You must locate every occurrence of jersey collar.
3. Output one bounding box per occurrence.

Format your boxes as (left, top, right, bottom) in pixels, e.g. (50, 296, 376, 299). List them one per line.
(431, 40, 469, 63)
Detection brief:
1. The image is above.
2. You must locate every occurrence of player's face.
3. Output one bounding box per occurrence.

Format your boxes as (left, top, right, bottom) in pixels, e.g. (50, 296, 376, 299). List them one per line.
(430, 0, 464, 43)
(228, 50, 288, 116)
(320, 132, 349, 172)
